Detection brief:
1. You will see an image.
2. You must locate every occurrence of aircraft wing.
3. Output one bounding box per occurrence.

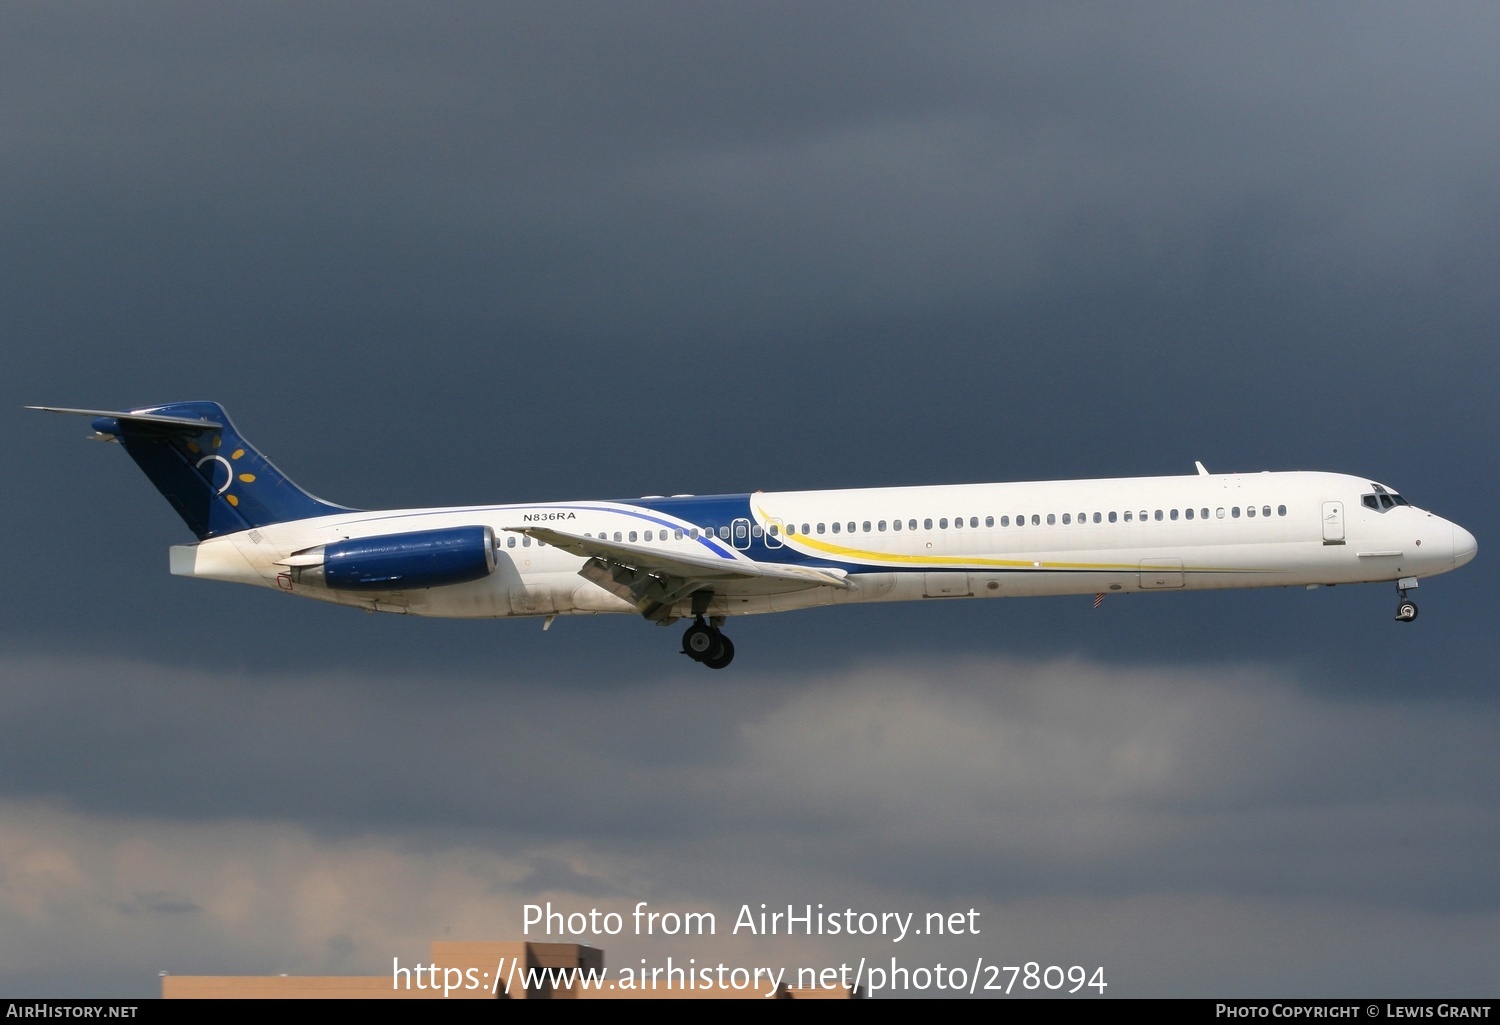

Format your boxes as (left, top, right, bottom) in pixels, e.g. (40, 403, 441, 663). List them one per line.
(507, 525, 850, 623)
(508, 526, 852, 589)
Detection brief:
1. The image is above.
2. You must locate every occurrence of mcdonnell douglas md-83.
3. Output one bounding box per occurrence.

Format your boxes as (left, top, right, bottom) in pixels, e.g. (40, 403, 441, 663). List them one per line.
(31, 402, 1477, 669)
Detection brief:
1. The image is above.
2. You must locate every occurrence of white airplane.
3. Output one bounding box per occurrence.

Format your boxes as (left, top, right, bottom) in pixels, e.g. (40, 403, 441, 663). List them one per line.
(31, 402, 1477, 669)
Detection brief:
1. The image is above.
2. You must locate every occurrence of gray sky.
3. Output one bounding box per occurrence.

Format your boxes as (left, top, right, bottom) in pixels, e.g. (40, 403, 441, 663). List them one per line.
(2, 2, 1496, 997)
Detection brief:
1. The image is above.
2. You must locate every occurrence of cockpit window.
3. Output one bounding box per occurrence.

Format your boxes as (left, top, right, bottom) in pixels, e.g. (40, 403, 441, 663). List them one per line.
(1363, 489, 1410, 512)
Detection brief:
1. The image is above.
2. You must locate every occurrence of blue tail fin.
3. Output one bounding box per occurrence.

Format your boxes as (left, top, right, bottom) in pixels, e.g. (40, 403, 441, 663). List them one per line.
(34, 401, 350, 539)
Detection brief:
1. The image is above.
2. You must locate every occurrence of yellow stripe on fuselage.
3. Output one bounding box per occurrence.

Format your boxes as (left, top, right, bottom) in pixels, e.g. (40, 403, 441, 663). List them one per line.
(753, 505, 1263, 574)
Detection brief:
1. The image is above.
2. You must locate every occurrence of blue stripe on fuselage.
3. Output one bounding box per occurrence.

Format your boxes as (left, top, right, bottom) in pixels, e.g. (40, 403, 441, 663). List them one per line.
(627, 494, 849, 569)
(617, 495, 752, 560)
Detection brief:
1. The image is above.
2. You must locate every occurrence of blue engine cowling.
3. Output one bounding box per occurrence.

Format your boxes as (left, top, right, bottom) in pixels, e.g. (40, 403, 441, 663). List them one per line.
(317, 525, 497, 591)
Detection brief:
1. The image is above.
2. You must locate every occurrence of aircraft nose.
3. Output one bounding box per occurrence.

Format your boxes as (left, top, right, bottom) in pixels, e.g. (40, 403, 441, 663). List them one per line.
(1453, 523, 1478, 568)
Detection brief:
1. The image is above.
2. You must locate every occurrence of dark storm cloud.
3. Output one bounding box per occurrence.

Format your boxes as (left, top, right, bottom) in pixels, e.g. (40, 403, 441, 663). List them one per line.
(4, 653, 1496, 914)
(2, 652, 1497, 995)
(7, 3, 1500, 327)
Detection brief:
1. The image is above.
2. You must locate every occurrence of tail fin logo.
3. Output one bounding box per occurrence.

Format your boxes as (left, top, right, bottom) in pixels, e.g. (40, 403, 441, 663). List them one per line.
(187, 436, 257, 507)
(30, 401, 351, 538)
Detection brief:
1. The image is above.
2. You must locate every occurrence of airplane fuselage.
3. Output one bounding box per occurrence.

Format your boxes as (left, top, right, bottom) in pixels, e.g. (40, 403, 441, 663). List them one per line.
(169, 469, 1476, 622)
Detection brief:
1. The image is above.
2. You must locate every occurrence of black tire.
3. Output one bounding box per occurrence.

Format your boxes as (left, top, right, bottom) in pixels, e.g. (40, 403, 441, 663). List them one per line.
(702, 635, 735, 669)
(1396, 601, 1418, 622)
(682, 623, 716, 660)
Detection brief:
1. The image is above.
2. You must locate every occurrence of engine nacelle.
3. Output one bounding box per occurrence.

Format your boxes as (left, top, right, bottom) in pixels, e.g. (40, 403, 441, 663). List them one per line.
(289, 525, 497, 591)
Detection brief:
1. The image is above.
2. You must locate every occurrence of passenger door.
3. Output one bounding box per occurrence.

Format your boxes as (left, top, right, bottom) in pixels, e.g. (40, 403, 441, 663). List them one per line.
(1321, 501, 1345, 545)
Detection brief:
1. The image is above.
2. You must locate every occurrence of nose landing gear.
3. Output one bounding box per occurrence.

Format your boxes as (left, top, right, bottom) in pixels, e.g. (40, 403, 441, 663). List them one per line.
(1395, 581, 1418, 623)
(682, 617, 735, 669)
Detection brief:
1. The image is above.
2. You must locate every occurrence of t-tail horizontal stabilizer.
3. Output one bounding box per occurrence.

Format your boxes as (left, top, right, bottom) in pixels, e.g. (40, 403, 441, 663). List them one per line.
(27, 401, 351, 540)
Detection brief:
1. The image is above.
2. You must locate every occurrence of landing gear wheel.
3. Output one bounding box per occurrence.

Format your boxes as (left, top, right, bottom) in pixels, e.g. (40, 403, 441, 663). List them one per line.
(1395, 600, 1418, 622)
(682, 622, 717, 661)
(702, 635, 735, 669)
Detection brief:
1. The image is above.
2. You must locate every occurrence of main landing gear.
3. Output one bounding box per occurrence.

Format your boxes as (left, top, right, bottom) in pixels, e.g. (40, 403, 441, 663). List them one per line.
(1395, 582, 1418, 623)
(682, 617, 735, 669)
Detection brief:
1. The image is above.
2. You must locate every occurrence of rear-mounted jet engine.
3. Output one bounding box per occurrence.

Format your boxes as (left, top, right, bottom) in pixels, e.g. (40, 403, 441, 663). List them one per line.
(283, 525, 497, 591)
